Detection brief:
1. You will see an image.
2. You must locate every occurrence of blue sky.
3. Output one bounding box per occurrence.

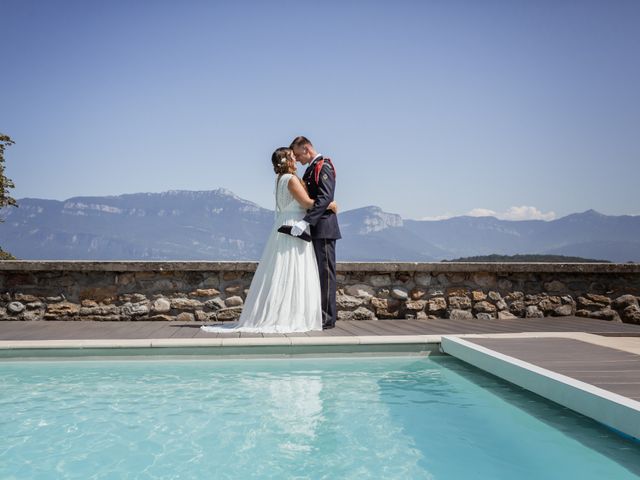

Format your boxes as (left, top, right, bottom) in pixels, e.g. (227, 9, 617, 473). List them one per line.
(1, 0, 639, 220)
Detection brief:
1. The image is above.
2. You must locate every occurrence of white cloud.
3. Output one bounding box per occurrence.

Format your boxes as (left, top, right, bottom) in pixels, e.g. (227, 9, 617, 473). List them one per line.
(418, 206, 556, 221)
(418, 213, 456, 221)
(500, 206, 556, 221)
(467, 208, 498, 217)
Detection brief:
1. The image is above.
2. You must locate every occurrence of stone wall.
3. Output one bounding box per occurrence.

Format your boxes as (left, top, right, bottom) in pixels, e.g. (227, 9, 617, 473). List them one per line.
(1, 261, 639, 324)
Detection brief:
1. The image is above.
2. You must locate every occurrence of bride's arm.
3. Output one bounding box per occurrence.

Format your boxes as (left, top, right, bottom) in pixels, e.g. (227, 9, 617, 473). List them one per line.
(288, 176, 339, 213)
(287, 176, 315, 209)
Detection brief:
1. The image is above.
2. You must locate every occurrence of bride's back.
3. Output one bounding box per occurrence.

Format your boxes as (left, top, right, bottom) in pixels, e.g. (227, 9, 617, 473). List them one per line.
(275, 173, 304, 216)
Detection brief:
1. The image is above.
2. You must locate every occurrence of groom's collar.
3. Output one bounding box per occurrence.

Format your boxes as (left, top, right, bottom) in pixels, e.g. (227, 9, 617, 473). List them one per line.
(309, 154, 323, 166)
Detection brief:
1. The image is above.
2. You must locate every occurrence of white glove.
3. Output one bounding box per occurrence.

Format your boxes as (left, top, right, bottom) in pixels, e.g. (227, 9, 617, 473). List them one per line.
(291, 220, 309, 237)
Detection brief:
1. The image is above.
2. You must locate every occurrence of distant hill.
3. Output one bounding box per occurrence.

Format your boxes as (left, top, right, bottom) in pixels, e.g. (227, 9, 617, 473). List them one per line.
(1, 191, 639, 262)
(443, 254, 612, 263)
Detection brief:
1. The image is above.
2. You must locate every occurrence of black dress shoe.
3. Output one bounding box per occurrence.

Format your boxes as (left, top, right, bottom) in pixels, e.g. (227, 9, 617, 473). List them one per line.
(322, 324, 335, 330)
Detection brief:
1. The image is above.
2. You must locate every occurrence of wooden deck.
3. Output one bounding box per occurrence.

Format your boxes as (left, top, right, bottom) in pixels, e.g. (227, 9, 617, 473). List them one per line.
(463, 337, 640, 401)
(1, 315, 640, 341)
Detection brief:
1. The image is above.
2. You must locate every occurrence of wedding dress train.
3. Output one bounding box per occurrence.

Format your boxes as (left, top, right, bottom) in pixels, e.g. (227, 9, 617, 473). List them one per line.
(201, 174, 323, 333)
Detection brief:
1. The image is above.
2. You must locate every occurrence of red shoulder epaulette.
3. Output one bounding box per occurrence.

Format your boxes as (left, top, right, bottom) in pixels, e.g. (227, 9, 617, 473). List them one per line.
(314, 157, 336, 184)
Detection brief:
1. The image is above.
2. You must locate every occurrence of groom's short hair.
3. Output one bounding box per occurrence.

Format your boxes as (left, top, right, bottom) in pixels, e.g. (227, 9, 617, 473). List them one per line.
(290, 136, 312, 149)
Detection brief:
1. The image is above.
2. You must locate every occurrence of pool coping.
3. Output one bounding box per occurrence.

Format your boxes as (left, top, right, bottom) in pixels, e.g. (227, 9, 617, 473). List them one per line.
(441, 334, 640, 441)
(1, 331, 638, 352)
(0, 334, 441, 349)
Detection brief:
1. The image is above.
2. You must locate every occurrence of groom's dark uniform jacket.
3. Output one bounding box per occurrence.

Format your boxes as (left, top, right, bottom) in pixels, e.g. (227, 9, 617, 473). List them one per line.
(303, 155, 340, 328)
(302, 156, 341, 239)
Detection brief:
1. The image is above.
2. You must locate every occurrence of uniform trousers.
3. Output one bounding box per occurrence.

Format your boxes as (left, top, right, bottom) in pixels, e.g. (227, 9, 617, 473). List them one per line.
(312, 238, 337, 327)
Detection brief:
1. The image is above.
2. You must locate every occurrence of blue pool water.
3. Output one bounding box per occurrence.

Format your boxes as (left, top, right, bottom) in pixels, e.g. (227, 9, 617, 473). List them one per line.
(1, 355, 639, 479)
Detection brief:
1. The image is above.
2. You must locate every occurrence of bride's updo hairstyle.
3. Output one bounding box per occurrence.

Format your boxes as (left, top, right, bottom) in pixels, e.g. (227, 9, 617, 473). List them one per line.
(271, 147, 296, 175)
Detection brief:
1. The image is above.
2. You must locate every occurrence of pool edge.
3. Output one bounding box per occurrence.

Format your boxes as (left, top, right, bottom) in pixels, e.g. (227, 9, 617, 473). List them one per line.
(0, 335, 442, 358)
(441, 335, 640, 441)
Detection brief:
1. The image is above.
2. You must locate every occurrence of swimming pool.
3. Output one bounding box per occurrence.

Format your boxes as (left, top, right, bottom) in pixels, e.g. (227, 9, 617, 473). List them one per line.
(1, 356, 638, 479)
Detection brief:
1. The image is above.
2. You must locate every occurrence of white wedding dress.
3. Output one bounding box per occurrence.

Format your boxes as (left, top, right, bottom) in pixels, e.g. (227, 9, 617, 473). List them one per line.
(201, 174, 323, 333)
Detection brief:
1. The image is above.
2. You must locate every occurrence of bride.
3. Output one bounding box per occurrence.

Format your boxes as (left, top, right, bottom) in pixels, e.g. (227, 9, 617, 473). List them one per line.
(201, 147, 338, 333)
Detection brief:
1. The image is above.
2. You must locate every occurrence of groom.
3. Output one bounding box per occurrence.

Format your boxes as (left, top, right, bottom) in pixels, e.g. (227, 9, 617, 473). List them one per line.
(290, 136, 341, 329)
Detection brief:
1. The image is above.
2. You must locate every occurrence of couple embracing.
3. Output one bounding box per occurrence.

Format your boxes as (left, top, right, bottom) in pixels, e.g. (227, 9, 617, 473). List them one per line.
(201, 136, 341, 333)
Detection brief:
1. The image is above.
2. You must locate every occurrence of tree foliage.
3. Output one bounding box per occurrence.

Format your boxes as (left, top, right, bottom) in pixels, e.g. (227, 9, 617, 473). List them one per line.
(1, 133, 17, 259)
(0, 133, 17, 216)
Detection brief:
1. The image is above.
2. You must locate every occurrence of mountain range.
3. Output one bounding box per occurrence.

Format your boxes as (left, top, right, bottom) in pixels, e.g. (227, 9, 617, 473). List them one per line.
(1, 189, 639, 262)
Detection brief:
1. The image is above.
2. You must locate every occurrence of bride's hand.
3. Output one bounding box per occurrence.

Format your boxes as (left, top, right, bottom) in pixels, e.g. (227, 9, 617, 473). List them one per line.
(328, 201, 339, 214)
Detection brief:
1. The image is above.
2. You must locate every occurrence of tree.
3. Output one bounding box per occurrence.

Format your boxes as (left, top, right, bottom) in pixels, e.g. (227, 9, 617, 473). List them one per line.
(0, 133, 17, 259)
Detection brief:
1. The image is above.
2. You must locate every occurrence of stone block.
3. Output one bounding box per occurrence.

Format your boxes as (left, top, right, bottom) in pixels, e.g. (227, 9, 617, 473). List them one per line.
(79, 286, 117, 302)
(554, 304, 574, 316)
(414, 273, 433, 287)
(448, 296, 471, 310)
(171, 298, 203, 310)
(337, 295, 363, 310)
(224, 284, 244, 296)
(176, 312, 195, 322)
(473, 301, 497, 313)
(505, 291, 524, 301)
(447, 287, 469, 297)
(80, 305, 119, 316)
(410, 288, 427, 300)
(223, 271, 243, 281)
(152, 298, 171, 313)
(14, 293, 39, 302)
(488, 291, 502, 302)
(204, 298, 226, 311)
(509, 300, 526, 316)
(590, 307, 621, 322)
(612, 294, 639, 310)
(471, 291, 487, 302)
(448, 273, 466, 283)
(622, 305, 640, 324)
(371, 297, 400, 318)
(538, 298, 561, 313)
(391, 287, 409, 300)
(405, 300, 426, 311)
(427, 297, 447, 313)
(577, 296, 604, 311)
(121, 302, 150, 317)
(191, 288, 221, 297)
(21, 310, 43, 321)
(525, 305, 544, 318)
(370, 275, 392, 287)
(585, 293, 611, 305)
(449, 309, 473, 320)
(46, 302, 80, 316)
(544, 280, 566, 293)
(200, 275, 220, 288)
(352, 307, 376, 320)
(7, 302, 25, 314)
(345, 284, 375, 298)
(225, 296, 244, 307)
(471, 272, 495, 288)
(215, 307, 243, 321)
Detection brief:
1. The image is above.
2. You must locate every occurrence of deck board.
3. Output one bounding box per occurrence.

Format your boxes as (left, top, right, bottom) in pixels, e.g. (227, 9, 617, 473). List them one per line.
(464, 337, 640, 401)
